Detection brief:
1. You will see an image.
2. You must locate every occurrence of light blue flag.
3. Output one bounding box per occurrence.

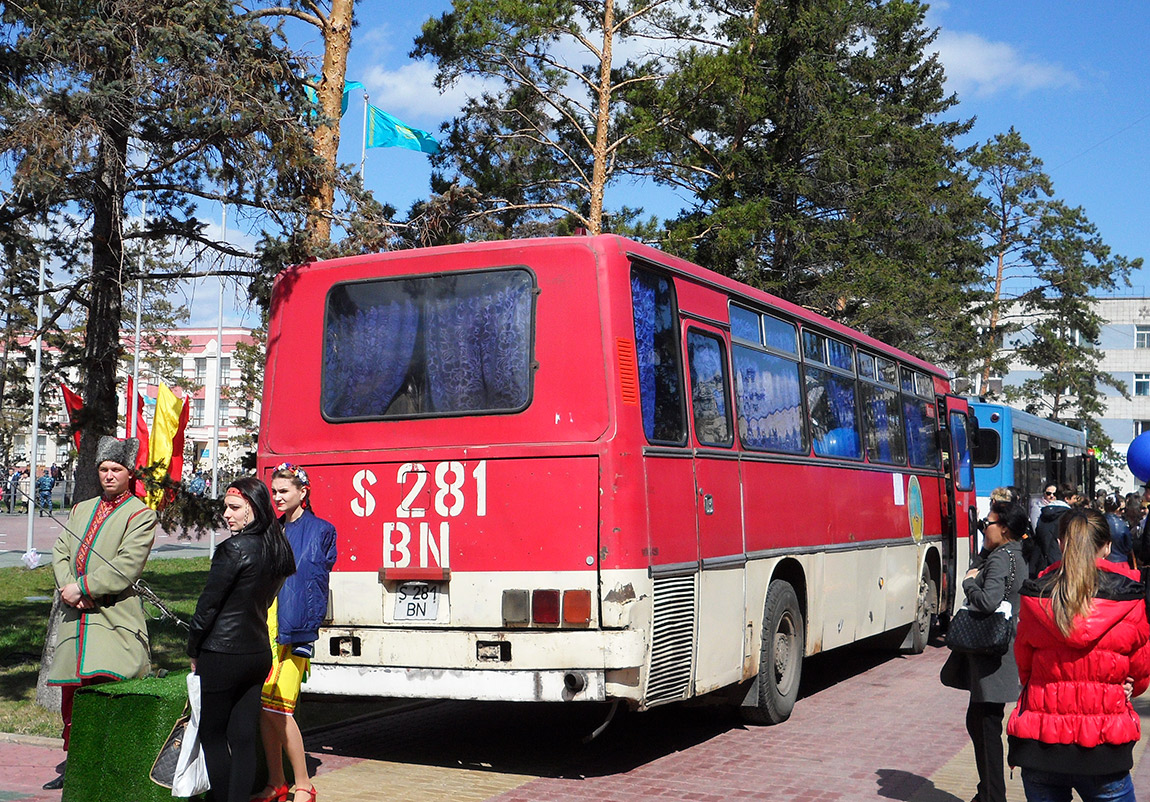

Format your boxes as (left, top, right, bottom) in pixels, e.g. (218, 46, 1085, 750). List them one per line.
(304, 80, 366, 117)
(342, 81, 365, 116)
(366, 104, 440, 154)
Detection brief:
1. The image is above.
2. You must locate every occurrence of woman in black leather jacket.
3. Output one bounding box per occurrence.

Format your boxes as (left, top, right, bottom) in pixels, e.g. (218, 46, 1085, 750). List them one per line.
(188, 477, 295, 802)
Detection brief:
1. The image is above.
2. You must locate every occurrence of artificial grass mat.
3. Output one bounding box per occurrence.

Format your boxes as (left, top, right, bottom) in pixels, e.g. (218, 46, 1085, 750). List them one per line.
(63, 670, 203, 802)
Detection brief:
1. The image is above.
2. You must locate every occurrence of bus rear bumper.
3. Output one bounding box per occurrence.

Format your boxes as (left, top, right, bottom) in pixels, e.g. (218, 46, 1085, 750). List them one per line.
(307, 628, 645, 703)
(306, 664, 613, 703)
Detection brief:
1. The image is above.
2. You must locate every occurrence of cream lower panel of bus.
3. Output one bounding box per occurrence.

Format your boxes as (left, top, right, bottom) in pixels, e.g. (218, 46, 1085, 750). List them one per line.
(695, 566, 749, 696)
(326, 569, 600, 628)
(309, 628, 646, 704)
(743, 540, 931, 657)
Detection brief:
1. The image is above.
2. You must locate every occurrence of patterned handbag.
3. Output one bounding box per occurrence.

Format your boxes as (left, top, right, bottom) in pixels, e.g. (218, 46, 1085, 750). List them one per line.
(947, 549, 1017, 656)
(149, 708, 189, 788)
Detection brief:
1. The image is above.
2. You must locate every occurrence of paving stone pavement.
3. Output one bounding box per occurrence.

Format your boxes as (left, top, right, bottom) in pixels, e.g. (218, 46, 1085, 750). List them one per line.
(3, 644, 1150, 801)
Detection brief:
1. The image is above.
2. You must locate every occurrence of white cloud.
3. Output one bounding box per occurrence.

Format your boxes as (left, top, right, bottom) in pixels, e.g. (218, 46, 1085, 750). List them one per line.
(362, 61, 488, 121)
(932, 30, 1080, 98)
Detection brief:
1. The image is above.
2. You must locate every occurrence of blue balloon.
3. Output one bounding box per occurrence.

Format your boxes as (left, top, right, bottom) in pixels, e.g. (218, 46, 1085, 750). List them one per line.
(1127, 433, 1150, 481)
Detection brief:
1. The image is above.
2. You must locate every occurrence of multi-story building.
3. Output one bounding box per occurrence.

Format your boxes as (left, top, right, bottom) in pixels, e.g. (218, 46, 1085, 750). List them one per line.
(994, 297, 1150, 494)
(5, 326, 257, 478)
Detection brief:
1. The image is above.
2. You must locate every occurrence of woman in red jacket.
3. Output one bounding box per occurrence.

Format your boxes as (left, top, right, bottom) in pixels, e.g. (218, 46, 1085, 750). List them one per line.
(1007, 508, 1150, 802)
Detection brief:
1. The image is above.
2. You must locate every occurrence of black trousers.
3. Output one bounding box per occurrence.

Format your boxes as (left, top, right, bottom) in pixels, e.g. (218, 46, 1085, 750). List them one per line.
(197, 649, 272, 802)
(967, 700, 1007, 802)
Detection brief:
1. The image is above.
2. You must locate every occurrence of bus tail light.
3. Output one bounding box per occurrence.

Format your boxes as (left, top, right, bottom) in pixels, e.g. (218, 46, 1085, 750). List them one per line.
(562, 589, 592, 625)
(502, 590, 530, 625)
(532, 589, 561, 624)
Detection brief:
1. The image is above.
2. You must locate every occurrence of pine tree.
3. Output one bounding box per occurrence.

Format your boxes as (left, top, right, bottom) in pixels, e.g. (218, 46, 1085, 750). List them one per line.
(633, 0, 987, 363)
(0, 0, 316, 500)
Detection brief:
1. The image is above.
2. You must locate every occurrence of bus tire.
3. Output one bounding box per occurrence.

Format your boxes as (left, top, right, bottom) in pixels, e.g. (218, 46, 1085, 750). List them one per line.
(907, 568, 937, 655)
(742, 580, 804, 725)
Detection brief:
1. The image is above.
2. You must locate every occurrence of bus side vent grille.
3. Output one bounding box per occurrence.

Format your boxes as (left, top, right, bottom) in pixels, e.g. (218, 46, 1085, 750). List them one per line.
(646, 574, 695, 705)
(616, 338, 640, 406)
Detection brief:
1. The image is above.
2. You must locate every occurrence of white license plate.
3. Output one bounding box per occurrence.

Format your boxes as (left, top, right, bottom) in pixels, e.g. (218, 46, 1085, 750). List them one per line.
(394, 582, 441, 621)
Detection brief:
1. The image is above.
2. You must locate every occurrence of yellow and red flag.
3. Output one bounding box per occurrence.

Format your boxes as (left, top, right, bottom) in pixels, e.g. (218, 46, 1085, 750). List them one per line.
(145, 382, 189, 509)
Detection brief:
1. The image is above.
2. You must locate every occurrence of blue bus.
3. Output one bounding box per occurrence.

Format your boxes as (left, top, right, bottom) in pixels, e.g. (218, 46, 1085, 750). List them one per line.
(970, 401, 1094, 535)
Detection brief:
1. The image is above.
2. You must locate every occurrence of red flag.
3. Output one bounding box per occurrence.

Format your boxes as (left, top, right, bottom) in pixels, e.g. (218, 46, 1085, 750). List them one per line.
(168, 396, 190, 485)
(125, 377, 151, 469)
(60, 383, 83, 450)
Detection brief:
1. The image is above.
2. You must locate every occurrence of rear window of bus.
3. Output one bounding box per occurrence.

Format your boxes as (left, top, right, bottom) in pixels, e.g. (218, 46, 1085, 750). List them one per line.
(321, 269, 535, 420)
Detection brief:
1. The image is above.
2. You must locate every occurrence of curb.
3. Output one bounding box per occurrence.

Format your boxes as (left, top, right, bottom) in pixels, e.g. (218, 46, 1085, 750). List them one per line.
(0, 731, 63, 748)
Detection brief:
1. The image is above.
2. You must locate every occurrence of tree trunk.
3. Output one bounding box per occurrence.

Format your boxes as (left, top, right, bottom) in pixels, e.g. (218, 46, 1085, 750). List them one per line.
(588, 0, 615, 236)
(305, 0, 355, 251)
(979, 245, 1008, 392)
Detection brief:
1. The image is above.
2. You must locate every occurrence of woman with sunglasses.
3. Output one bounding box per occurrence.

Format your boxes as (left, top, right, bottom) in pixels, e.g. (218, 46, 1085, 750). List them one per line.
(1007, 508, 1150, 802)
(941, 499, 1028, 802)
(251, 464, 337, 802)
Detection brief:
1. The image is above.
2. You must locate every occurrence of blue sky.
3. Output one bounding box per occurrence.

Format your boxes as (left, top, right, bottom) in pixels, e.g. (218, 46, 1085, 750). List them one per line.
(192, 1, 1150, 324)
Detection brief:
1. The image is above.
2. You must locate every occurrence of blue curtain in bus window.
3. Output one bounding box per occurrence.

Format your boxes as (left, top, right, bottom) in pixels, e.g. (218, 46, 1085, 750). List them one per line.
(732, 345, 805, 454)
(423, 272, 532, 412)
(322, 292, 419, 418)
(861, 384, 906, 465)
(805, 367, 862, 459)
(687, 332, 732, 446)
(949, 412, 974, 491)
(631, 271, 686, 443)
(904, 397, 941, 469)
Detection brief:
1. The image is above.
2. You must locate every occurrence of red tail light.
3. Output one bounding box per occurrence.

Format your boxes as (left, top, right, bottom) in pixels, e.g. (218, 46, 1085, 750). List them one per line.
(531, 589, 560, 624)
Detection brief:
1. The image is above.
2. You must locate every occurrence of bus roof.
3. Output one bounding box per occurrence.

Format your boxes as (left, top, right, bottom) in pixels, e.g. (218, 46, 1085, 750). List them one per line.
(969, 401, 1087, 447)
(280, 234, 949, 380)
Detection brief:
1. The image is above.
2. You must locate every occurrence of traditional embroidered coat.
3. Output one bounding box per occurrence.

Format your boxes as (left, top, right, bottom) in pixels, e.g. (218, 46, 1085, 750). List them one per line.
(47, 494, 157, 684)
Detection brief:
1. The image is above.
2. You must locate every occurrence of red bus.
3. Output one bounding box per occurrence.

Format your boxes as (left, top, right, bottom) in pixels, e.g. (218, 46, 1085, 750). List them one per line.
(258, 234, 977, 724)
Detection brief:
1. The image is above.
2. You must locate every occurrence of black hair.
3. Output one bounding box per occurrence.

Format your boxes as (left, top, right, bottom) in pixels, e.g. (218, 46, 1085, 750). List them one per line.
(227, 476, 296, 580)
(989, 499, 1028, 541)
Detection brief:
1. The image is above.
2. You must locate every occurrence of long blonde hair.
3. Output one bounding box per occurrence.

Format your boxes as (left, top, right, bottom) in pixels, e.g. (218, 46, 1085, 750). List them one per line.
(1048, 508, 1110, 637)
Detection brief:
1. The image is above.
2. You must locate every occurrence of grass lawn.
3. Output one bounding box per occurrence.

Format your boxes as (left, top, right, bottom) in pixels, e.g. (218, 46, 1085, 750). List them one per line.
(0, 557, 400, 738)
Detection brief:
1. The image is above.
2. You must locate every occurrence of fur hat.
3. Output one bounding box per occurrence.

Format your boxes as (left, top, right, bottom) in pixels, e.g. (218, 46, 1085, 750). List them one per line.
(96, 436, 139, 471)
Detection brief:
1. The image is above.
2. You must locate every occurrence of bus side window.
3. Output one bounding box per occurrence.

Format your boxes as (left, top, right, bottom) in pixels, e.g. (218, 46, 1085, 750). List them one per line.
(687, 331, 733, 447)
(631, 268, 687, 444)
(805, 366, 862, 459)
(860, 382, 907, 465)
(732, 346, 807, 455)
(903, 396, 941, 469)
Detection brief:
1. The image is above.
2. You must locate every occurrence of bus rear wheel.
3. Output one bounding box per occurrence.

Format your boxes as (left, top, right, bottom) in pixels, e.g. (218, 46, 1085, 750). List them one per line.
(742, 579, 804, 725)
(907, 568, 938, 655)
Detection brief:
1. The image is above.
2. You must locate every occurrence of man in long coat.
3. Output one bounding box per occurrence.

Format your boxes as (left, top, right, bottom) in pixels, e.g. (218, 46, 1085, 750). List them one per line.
(43, 436, 157, 790)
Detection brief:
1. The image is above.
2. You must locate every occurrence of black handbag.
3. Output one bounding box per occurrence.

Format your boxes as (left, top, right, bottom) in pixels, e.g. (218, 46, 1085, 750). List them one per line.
(947, 549, 1017, 656)
(150, 708, 189, 789)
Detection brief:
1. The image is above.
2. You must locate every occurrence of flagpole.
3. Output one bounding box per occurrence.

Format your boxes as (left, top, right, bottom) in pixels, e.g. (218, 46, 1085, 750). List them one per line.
(25, 255, 45, 557)
(360, 92, 369, 182)
(209, 204, 226, 559)
(130, 198, 146, 439)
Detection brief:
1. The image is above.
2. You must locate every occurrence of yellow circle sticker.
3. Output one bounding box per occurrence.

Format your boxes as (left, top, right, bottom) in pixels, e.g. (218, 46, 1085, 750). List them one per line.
(907, 475, 924, 543)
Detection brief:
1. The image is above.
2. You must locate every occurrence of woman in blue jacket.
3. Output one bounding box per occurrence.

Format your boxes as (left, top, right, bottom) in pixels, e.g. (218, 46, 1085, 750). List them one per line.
(252, 464, 337, 802)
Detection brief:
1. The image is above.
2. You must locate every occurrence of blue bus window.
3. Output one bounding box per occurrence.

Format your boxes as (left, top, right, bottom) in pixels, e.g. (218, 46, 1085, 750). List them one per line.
(733, 345, 807, 455)
(857, 352, 876, 381)
(827, 338, 854, 372)
(688, 331, 733, 447)
(730, 305, 761, 344)
(878, 357, 899, 386)
(806, 366, 862, 459)
(803, 331, 826, 364)
(763, 314, 798, 354)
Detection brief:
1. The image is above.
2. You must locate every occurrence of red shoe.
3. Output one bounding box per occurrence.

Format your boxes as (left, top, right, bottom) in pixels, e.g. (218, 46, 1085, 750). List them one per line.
(291, 786, 317, 802)
(250, 785, 289, 802)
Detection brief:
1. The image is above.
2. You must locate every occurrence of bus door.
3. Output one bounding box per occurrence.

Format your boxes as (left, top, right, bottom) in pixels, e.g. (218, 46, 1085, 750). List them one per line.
(940, 395, 976, 616)
(684, 324, 745, 693)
